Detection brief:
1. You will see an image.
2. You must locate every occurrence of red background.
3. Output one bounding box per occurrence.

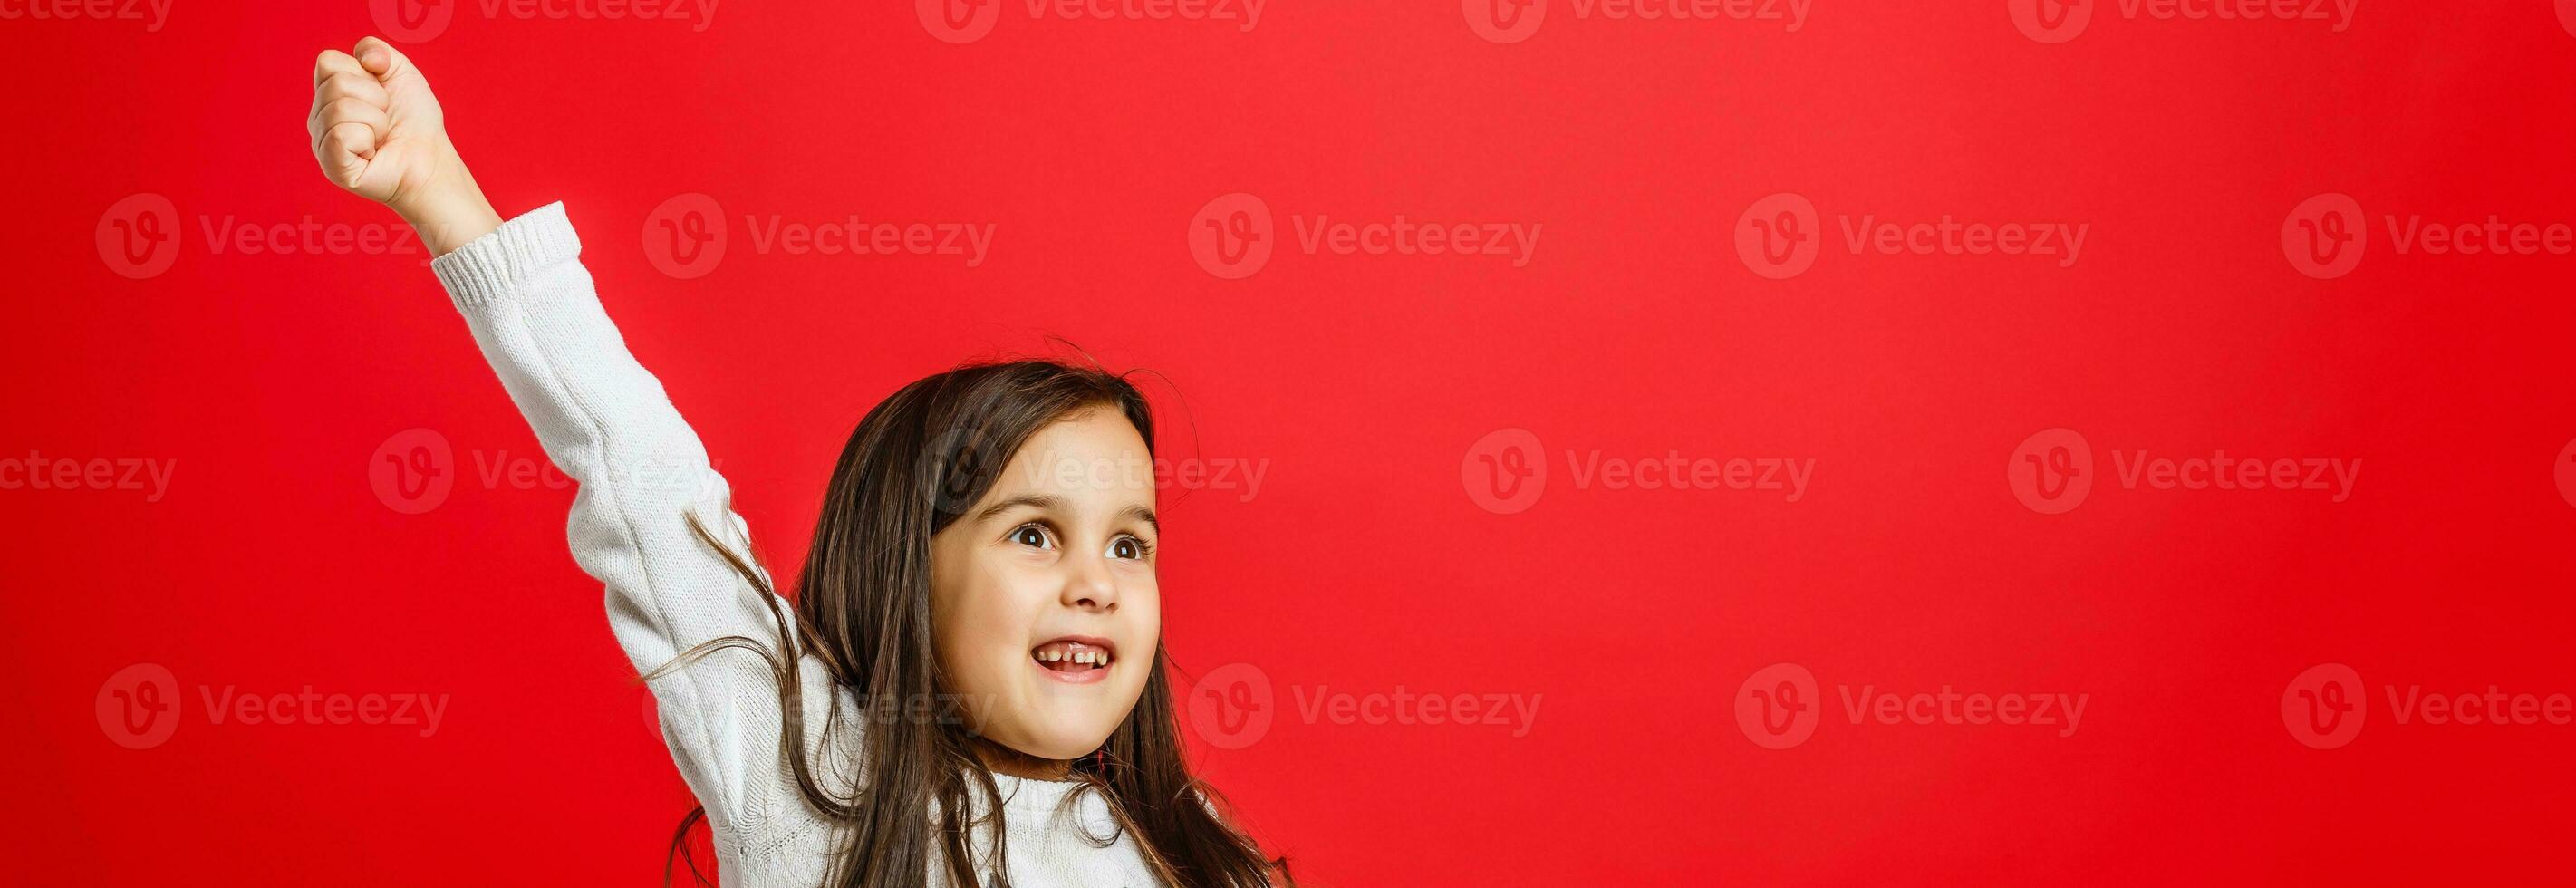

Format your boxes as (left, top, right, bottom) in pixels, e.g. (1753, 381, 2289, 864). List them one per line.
(7, 1, 2575, 884)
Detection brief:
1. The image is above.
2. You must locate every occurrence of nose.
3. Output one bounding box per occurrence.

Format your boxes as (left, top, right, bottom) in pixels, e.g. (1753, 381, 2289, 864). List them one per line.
(1061, 549, 1119, 612)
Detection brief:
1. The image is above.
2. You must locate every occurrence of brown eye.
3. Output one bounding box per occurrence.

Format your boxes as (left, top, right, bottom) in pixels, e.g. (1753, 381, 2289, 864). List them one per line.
(1010, 524, 1055, 549)
(1107, 536, 1147, 561)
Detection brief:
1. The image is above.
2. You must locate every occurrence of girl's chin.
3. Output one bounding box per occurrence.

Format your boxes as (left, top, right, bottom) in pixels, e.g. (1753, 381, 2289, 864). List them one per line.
(984, 724, 1120, 768)
(972, 738, 1086, 779)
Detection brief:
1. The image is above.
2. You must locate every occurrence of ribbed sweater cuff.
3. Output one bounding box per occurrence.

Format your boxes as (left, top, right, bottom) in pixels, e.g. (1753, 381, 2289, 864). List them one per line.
(430, 201, 582, 311)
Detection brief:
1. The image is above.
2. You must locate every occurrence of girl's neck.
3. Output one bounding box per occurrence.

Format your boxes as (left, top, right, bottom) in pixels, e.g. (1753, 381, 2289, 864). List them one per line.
(974, 740, 1076, 782)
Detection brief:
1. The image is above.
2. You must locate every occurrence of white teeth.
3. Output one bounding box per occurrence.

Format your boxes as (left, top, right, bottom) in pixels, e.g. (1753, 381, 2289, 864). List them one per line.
(1035, 645, 1113, 667)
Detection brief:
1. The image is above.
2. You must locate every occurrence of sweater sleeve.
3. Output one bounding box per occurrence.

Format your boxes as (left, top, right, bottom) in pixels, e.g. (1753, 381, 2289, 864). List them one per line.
(430, 202, 837, 847)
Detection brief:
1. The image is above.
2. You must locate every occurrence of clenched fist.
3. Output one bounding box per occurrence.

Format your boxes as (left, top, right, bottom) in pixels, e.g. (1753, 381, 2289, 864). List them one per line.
(309, 37, 498, 255)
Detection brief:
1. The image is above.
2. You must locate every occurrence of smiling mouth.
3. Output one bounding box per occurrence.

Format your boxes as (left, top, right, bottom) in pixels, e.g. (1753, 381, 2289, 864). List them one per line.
(1031, 638, 1116, 679)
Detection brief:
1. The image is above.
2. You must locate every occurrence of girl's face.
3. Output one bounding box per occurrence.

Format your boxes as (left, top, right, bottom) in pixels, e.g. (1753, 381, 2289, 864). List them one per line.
(930, 409, 1162, 764)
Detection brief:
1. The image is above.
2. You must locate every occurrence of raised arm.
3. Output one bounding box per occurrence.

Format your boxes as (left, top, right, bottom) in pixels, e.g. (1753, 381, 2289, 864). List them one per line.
(308, 38, 839, 848)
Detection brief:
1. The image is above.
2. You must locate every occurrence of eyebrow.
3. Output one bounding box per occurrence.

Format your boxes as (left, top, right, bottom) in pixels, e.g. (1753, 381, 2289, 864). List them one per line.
(974, 494, 1160, 535)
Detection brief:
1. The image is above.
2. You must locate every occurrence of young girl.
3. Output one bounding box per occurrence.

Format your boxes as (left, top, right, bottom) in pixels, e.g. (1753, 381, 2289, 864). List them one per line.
(307, 37, 1289, 888)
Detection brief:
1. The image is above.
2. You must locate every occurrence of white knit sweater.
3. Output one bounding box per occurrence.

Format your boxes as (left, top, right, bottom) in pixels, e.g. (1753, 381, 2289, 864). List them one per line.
(431, 203, 1162, 887)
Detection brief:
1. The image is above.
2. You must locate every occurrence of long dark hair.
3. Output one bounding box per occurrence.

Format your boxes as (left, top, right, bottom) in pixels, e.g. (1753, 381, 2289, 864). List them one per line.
(647, 359, 1289, 888)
